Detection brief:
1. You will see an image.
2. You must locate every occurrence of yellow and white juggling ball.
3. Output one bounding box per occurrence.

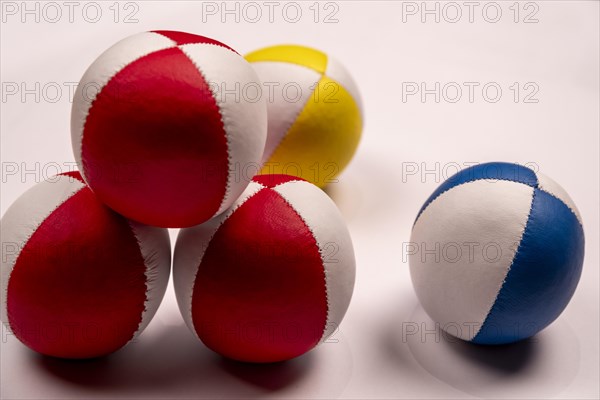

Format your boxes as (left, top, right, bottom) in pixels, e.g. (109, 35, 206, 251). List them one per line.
(246, 45, 363, 187)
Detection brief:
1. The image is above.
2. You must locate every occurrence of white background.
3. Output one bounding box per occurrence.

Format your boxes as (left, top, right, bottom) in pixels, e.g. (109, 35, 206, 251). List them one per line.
(1, 1, 598, 398)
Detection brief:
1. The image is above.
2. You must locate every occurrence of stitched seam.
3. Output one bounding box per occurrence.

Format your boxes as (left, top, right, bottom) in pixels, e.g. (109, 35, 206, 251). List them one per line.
(124, 221, 146, 341)
(471, 188, 537, 341)
(2, 179, 85, 332)
(324, 63, 364, 122)
(154, 34, 239, 55)
(123, 221, 155, 342)
(414, 177, 536, 227)
(272, 179, 306, 189)
(261, 71, 324, 163)
(152, 31, 237, 54)
(59, 171, 85, 184)
(537, 185, 583, 227)
(187, 183, 266, 332)
(178, 43, 234, 216)
(272, 184, 331, 343)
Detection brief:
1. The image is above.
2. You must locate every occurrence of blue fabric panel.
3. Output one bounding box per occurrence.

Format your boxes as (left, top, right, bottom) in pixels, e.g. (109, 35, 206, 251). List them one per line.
(472, 188, 584, 344)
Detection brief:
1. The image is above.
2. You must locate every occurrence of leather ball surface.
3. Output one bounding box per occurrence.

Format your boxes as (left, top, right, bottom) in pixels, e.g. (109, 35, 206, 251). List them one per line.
(174, 174, 355, 362)
(0, 172, 171, 358)
(246, 45, 363, 188)
(72, 30, 267, 228)
(409, 162, 585, 345)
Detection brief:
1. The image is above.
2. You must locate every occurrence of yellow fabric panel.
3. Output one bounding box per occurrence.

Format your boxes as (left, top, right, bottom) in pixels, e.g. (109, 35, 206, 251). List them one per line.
(261, 76, 362, 187)
(245, 45, 328, 75)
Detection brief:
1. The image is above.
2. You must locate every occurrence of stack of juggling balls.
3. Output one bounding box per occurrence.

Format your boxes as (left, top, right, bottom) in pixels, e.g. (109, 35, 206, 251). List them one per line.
(1, 30, 585, 363)
(1, 31, 361, 362)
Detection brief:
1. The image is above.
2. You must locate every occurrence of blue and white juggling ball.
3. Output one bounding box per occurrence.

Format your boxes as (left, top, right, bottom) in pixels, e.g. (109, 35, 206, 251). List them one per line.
(409, 162, 585, 345)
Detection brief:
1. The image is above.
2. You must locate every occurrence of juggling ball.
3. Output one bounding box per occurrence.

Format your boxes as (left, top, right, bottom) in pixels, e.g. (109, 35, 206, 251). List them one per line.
(409, 162, 584, 345)
(72, 30, 267, 228)
(1, 172, 171, 358)
(246, 45, 363, 187)
(174, 174, 355, 362)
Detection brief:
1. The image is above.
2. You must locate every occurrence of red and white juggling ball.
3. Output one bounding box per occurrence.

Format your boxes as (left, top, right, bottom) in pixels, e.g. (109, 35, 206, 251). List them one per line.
(71, 30, 267, 228)
(174, 175, 356, 363)
(0, 172, 171, 359)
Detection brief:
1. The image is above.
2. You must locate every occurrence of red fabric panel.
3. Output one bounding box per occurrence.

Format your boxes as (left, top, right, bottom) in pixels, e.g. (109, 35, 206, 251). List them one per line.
(6, 187, 148, 358)
(152, 30, 237, 53)
(191, 188, 328, 362)
(253, 174, 306, 189)
(81, 47, 229, 227)
(59, 171, 85, 183)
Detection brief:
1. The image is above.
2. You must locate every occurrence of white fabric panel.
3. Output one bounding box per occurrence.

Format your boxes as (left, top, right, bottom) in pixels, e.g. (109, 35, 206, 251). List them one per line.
(410, 180, 534, 341)
(1, 176, 85, 324)
(173, 181, 265, 336)
(536, 171, 583, 226)
(273, 181, 356, 342)
(249, 61, 322, 163)
(324, 56, 364, 120)
(127, 222, 171, 340)
(180, 44, 268, 217)
(71, 32, 176, 180)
